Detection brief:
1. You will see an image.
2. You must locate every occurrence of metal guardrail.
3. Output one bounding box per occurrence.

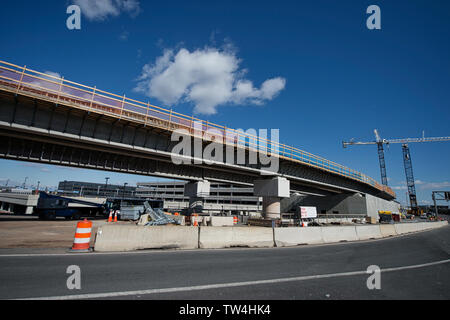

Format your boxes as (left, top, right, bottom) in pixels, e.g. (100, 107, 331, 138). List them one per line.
(0, 60, 395, 197)
(317, 214, 366, 219)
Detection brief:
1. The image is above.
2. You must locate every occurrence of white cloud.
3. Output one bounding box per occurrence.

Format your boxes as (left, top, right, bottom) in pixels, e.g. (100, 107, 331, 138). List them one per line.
(28, 71, 62, 91)
(134, 47, 286, 115)
(119, 31, 129, 41)
(73, 0, 141, 21)
(43, 71, 62, 79)
(417, 181, 450, 190)
(391, 180, 450, 191)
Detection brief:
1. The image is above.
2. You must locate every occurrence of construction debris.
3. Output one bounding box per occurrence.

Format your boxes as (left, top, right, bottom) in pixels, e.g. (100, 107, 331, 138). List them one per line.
(141, 202, 181, 226)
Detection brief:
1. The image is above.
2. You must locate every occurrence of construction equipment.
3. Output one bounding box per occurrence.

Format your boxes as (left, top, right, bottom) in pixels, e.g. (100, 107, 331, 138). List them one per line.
(343, 130, 450, 215)
(432, 191, 450, 216)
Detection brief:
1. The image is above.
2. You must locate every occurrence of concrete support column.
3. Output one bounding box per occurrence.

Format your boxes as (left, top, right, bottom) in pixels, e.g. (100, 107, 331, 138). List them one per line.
(188, 197, 204, 213)
(184, 180, 210, 214)
(254, 177, 290, 219)
(262, 197, 282, 219)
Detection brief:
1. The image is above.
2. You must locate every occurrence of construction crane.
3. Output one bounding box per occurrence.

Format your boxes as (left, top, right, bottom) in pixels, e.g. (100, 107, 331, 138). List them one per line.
(343, 130, 450, 214)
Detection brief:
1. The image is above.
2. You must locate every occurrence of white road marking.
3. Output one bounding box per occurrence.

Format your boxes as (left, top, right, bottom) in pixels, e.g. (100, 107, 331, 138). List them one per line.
(15, 258, 450, 300)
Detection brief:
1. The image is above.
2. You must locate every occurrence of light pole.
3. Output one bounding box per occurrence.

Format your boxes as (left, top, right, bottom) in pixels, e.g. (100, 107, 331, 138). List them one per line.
(37, 181, 40, 191)
(123, 183, 128, 199)
(105, 177, 110, 197)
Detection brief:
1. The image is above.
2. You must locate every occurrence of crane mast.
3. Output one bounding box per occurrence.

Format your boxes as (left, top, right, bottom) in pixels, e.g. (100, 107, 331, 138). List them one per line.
(343, 131, 450, 214)
(402, 144, 418, 213)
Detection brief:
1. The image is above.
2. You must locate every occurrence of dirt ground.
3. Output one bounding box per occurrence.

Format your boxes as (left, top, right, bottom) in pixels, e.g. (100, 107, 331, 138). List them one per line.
(0, 215, 132, 249)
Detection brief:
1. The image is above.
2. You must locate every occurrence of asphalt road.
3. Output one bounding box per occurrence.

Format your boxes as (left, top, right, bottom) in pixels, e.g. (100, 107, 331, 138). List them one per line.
(0, 226, 449, 300)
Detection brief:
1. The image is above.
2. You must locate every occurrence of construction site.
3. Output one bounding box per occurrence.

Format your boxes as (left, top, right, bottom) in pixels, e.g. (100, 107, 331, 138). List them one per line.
(0, 60, 449, 252)
(1, 0, 450, 303)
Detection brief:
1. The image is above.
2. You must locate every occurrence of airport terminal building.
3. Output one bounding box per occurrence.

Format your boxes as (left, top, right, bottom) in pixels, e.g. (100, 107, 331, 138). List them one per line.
(135, 181, 262, 215)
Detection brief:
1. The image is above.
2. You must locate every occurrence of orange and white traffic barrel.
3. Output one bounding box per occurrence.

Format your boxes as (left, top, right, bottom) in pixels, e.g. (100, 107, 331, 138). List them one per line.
(69, 219, 92, 252)
(233, 216, 238, 225)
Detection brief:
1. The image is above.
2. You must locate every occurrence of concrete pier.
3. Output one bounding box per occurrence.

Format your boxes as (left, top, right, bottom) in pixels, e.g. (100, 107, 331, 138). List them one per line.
(254, 177, 290, 219)
(184, 180, 210, 213)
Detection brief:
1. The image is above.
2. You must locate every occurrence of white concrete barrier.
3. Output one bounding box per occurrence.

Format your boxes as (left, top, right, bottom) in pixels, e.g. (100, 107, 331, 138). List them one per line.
(199, 227, 274, 249)
(355, 225, 383, 240)
(379, 224, 397, 237)
(94, 221, 448, 252)
(210, 216, 234, 227)
(395, 221, 448, 235)
(394, 223, 419, 234)
(94, 225, 199, 252)
(274, 227, 324, 247)
(321, 226, 358, 243)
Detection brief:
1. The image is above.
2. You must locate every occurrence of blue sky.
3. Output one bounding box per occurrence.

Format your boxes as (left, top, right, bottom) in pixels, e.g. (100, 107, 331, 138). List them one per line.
(0, 0, 449, 206)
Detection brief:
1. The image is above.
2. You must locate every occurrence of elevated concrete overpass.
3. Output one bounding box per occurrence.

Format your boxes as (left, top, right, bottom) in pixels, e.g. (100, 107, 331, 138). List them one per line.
(0, 60, 396, 218)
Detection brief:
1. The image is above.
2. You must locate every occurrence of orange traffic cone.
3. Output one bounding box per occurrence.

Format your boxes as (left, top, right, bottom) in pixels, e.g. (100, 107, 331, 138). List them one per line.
(69, 219, 92, 252)
(193, 214, 198, 227)
(113, 210, 118, 223)
(107, 210, 113, 223)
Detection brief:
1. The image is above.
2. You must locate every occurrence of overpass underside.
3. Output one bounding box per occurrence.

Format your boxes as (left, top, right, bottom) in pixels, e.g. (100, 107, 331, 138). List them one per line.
(0, 89, 394, 202)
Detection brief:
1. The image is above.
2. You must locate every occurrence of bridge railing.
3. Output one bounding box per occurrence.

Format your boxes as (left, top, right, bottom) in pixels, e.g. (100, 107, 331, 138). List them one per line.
(0, 60, 395, 198)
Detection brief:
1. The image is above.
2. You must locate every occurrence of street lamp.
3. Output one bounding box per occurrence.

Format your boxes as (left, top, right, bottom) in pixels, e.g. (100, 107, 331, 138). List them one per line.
(105, 177, 110, 196)
(123, 183, 128, 199)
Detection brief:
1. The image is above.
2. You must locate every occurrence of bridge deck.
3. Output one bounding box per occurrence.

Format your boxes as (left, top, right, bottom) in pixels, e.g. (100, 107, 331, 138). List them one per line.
(0, 60, 395, 198)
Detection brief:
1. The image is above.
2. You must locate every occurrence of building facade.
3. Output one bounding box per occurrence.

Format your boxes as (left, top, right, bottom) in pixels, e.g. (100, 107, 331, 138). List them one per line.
(58, 181, 136, 198)
(136, 181, 262, 215)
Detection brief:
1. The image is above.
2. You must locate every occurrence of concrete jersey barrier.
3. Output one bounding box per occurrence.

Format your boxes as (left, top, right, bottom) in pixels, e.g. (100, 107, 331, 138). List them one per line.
(394, 221, 448, 235)
(320, 226, 359, 243)
(93, 221, 448, 252)
(94, 225, 199, 252)
(379, 224, 397, 237)
(355, 225, 383, 240)
(274, 227, 324, 247)
(199, 227, 274, 249)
